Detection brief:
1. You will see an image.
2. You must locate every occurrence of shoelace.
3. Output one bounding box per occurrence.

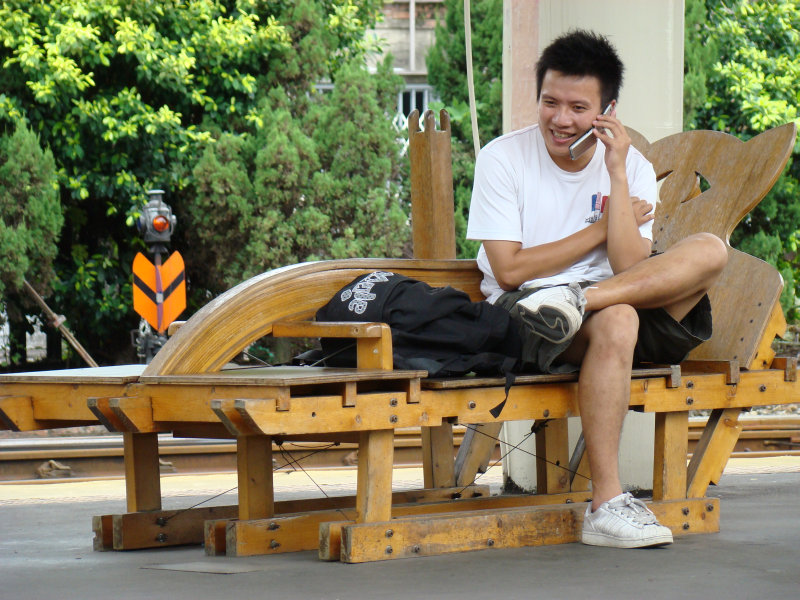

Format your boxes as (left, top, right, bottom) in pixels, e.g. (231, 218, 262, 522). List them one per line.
(611, 493, 658, 525)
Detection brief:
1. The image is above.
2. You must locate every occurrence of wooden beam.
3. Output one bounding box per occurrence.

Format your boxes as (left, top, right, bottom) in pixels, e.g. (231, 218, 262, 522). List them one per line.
(0, 395, 39, 431)
(653, 411, 689, 500)
(421, 423, 456, 488)
(535, 419, 570, 494)
(338, 498, 719, 563)
(123, 432, 161, 512)
(237, 435, 274, 521)
(356, 429, 395, 523)
(687, 408, 743, 497)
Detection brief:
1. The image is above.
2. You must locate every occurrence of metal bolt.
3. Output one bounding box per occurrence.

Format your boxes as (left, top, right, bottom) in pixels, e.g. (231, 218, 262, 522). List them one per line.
(385, 529, 394, 538)
(682, 523, 690, 531)
(156, 533, 168, 543)
(389, 415, 398, 424)
(468, 401, 476, 409)
(487, 538, 495, 547)
(385, 545, 393, 554)
(686, 397, 694, 405)
(543, 409, 550, 418)
(268, 522, 280, 531)
(686, 381, 694, 389)
(759, 384, 767, 392)
(270, 540, 280, 549)
(682, 507, 690, 516)
(155, 517, 167, 527)
(706, 503, 714, 512)
(390, 398, 398, 407)
(411, 544, 421, 554)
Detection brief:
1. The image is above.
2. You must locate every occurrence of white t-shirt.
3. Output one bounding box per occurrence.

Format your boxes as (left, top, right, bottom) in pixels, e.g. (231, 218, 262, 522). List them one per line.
(467, 124, 657, 303)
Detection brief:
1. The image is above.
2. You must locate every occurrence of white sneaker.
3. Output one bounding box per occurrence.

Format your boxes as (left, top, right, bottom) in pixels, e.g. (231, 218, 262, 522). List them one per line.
(582, 493, 674, 548)
(516, 283, 586, 344)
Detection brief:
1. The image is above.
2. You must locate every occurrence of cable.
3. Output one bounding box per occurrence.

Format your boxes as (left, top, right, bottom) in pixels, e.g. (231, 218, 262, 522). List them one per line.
(464, 0, 481, 158)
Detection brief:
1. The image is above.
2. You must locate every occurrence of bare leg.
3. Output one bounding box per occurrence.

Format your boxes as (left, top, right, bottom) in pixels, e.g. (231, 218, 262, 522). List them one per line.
(584, 233, 728, 321)
(559, 304, 639, 508)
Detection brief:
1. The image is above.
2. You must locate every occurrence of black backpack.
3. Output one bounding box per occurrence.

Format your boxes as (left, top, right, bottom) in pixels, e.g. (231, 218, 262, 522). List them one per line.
(313, 271, 523, 379)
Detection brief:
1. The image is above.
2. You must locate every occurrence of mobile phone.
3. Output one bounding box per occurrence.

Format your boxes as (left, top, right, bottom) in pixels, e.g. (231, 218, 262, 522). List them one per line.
(569, 102, 614, 160)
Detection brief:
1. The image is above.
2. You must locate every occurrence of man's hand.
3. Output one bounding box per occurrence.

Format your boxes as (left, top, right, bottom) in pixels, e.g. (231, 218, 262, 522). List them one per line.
(597, 196, 654, 232)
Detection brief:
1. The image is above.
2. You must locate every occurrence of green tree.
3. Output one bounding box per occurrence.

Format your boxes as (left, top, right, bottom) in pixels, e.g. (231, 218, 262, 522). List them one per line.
(690, 0, 800, 319)
(426, 0, 503, 259)
(0, 120, 63, 366)
(0, 0, 394, 364)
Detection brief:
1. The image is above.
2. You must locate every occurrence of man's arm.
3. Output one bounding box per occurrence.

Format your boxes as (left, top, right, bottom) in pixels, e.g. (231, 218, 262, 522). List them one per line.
(483, 198, 654, 291)
(594, 112, 653, 272)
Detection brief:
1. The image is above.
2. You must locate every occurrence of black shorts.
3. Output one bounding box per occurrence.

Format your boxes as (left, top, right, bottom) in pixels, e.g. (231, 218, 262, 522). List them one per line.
(632, 293, 712, 365)
(496, 286, 713, 373)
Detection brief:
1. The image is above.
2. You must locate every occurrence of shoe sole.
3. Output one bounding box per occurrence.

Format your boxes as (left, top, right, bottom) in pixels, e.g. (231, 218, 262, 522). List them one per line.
(517, 304, 580, 344)
(581, 531, 674, 549)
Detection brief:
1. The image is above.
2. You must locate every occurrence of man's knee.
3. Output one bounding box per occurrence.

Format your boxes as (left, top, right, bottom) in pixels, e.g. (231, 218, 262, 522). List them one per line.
(685, 232, 728, 276)
(588, 304, 639, 354)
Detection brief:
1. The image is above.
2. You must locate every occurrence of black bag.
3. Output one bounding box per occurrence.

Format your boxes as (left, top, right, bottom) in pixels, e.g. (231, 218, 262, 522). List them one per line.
(313, 271, 523, 378)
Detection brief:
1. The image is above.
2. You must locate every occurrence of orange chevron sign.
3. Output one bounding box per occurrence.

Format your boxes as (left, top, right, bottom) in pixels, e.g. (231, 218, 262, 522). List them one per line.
(132, 251, 186, 333)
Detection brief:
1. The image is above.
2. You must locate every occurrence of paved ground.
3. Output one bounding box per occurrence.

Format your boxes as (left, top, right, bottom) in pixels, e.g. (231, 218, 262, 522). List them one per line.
(1, 460, 798, 600)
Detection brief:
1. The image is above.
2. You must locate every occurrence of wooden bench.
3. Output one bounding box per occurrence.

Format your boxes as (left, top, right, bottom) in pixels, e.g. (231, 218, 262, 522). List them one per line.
(1, 110, 797, 562)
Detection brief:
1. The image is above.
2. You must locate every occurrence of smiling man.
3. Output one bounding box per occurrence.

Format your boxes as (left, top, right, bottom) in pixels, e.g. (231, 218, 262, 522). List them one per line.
(467, 29, 728, 548)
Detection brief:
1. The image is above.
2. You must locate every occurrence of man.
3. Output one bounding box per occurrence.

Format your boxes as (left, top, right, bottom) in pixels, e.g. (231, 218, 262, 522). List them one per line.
(467, 29, 728, 548)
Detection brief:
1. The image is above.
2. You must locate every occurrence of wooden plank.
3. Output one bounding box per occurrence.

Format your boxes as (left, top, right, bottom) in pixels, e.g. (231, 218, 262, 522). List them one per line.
(356, 429, 395, 522)
(237, 435, 274, 521)
(680, 360, 739, 384)
(109, 396, 158, 433)
(771, 356, 798, 382)
(92, 515, 114, 551)
(112, 505, 237, 551)
(272, 320, 388, 339)
(454, 422, 502, 487)
(421, 423, 455, 488)
(87, 397, 125, 432)
(687, 408, 743, 497)
(339, 497, 719, 563)
(422, 366, 676, 389)
(747, 297, 786, 370)
(123, 432, 162, 512)
(0, 395, 38, 431)
(0, 364, 144, 384)
(97, 486, 492, 552)
(140, 366, 424, 386)
(535, 419, 570, 494)
(652, 411, 689, 500)
(409, 109, 457, 260)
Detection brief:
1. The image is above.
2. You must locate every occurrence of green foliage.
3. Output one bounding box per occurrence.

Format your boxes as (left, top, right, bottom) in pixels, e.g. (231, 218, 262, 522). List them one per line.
(0, 0, 395, 363)
(186, 59, 407, 294)
(426, 0, 502, 259)
(0, 120, 62, 298)
(690, 0, 800, 320)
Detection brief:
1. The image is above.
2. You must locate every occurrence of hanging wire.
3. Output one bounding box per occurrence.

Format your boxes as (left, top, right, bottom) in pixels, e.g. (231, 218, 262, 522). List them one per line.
(453, 421, 592, 499)
(464, 0, 481, 158)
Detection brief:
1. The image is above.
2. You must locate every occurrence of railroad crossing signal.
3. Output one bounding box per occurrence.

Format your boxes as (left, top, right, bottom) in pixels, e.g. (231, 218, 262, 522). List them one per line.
(132, 250, 186, 334)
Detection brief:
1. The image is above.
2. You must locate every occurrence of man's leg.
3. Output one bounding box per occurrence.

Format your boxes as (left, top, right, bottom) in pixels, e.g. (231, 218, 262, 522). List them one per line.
(558, 304, 638, 508)
(584, 232, 728, 321)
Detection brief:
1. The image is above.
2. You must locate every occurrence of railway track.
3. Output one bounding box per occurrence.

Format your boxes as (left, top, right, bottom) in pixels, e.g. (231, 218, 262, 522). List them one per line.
(1, 416, 798, 482)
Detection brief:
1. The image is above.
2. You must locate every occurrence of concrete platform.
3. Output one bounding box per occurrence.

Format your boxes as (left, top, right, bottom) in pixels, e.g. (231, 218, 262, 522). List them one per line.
(1, 460, 798, 600)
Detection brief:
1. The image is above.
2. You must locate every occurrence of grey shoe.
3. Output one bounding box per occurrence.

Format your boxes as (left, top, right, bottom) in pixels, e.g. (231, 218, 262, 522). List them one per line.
(516, 283, 586, 344)
(582, 492, 674, 548)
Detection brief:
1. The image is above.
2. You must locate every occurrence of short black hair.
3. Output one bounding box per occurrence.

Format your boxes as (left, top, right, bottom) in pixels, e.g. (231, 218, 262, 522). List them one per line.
(535, 29, 624, 106)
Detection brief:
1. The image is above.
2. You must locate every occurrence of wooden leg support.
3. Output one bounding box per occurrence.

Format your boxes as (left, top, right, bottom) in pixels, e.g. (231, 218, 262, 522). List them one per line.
(687, 408, 743, 497)
(653, 411, 689, 500)
(535, 419, 570, 494)
(123, 432, 161, 512)
(237, 435, 274, 521)
(454, 422, 502, 487)
(421, 423, 455, 488)
(336, 497, 720, 563)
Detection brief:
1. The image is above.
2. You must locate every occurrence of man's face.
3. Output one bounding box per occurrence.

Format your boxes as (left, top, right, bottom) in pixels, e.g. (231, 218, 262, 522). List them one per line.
(537, 70, 604, 172)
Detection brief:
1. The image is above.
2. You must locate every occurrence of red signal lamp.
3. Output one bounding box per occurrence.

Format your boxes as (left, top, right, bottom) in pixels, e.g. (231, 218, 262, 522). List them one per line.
(152, 215, 170, 232)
